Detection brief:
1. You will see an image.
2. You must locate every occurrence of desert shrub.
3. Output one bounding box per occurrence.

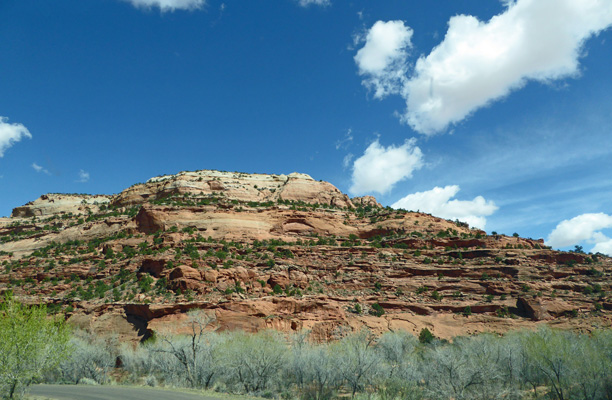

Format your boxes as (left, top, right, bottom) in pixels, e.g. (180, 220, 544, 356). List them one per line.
(46, 330, 117, 385)
(331, 331, 382, 398)
(416, 286, 429, 295)
(376, 331, 418, 378)
(373, 332, 423, 399)
(369, 303, 385, 317)
(518, 327, 612, 400)
(422, 334, 518, 400)
(218, 330, 287, 394)
(71, 321, 612, 400)
(289, 334, 339, 400)
(121, 311, 219, 389)
(418, 328, 435, 344)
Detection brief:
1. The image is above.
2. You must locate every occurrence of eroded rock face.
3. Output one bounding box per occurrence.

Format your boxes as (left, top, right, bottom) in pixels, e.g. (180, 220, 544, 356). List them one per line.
(11, 194, 111, 218)
(111, 170, 354, 209)
(1, 169, 611, 342)
(517, 297, 552, 321)
(351, 196, 382, 208)
(279, 176, 353, 208)
(134, 204, 363, 241)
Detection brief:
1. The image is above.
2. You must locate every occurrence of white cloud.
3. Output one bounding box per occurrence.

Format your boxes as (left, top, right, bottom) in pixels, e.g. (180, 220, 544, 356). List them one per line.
(0, 117, 31, 157)
(77, 169, 90, 183)
(349, 138, 423, 195)
(298, 0, 330, 7)
(123, 0, 205, 11)
(32, 163, 51, 175)
(355, 0, 612, 134)
(392, 185, 498, 229)
(342, 153, 354, 169)
(546, 213, 612, 255)
(354, 20, 413, 99)
(335, 129, 353, 150)
(592, 238, 612, 256)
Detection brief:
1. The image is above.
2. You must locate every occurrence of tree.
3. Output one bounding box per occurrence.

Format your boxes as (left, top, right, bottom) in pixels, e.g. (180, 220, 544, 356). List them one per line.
(569, 333, 610, 400)
(153, 310, 218, 389)
(522, 327, 578, 400)
(376, 331, 418, 380)
(48, 330, 117, 384)
(332, 330, 381, 399)
(375, 331, 422, 400)
(422, 341, 475, 400)
(0, 294, 70, 399)
(289, 332, 341, 400)
(418, 328, 435, 344)
(219, 330, 287, 394)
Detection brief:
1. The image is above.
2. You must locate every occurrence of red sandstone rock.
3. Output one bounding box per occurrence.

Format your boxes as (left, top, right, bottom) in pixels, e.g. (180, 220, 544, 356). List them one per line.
(1, 168, 610, 343)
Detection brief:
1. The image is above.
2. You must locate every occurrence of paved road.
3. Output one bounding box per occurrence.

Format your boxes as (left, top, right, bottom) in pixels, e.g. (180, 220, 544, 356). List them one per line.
(29, 384, 226, 400)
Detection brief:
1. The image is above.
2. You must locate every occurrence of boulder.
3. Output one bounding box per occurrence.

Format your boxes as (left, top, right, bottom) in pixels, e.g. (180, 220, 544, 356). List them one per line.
(169, 265, 201, 281)
(517, 297, 551, 321)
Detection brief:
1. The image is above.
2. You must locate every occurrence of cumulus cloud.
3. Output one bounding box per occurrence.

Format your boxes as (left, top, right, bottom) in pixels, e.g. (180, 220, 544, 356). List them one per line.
(32, 163, 51, 175)
(354, 20, 413, 98)
(592, 238, 612, 256)
(123, 0, 205, 11)
(298, 0, 330, 7)
(349, 138, 423, 195)
(392, 185, 498, 230)
(0, 117, 31, 157)
(77, 169, 90, 183)
(546, 213, 612, 255)
(355, 0, 612, 134)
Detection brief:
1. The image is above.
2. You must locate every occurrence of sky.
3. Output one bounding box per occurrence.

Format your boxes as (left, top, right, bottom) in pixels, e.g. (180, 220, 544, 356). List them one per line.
(1, 0, 612, 255)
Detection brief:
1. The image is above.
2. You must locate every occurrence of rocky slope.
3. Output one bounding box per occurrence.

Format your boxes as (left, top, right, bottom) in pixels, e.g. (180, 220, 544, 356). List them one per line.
(1, 169, 610, 342)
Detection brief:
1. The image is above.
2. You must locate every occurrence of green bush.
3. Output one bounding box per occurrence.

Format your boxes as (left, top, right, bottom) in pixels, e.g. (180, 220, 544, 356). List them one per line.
(369, 303, 385, 317)
(418, 328, 435, 344)
(416, 286, 429, 294)
(0, 294, 71, 398)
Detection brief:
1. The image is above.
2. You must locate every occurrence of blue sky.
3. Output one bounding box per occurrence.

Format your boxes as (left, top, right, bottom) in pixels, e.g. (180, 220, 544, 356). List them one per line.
(1, 0, 612, 254)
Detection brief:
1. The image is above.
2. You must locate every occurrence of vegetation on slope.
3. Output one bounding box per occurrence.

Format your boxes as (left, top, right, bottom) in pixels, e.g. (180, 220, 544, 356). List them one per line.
(32, 310, 612, 400)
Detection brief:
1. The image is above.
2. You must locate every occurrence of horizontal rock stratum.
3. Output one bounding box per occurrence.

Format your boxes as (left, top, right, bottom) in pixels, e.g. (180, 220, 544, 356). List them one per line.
(1, 169, 610, 342)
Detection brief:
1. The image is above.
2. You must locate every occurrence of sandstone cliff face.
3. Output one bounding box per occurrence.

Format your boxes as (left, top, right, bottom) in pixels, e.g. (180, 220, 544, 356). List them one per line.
(11, 194, 111, 218)
(351, 196, 382, 208)
(112, 170, 353, 209)
(1, 169, 610, 343)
